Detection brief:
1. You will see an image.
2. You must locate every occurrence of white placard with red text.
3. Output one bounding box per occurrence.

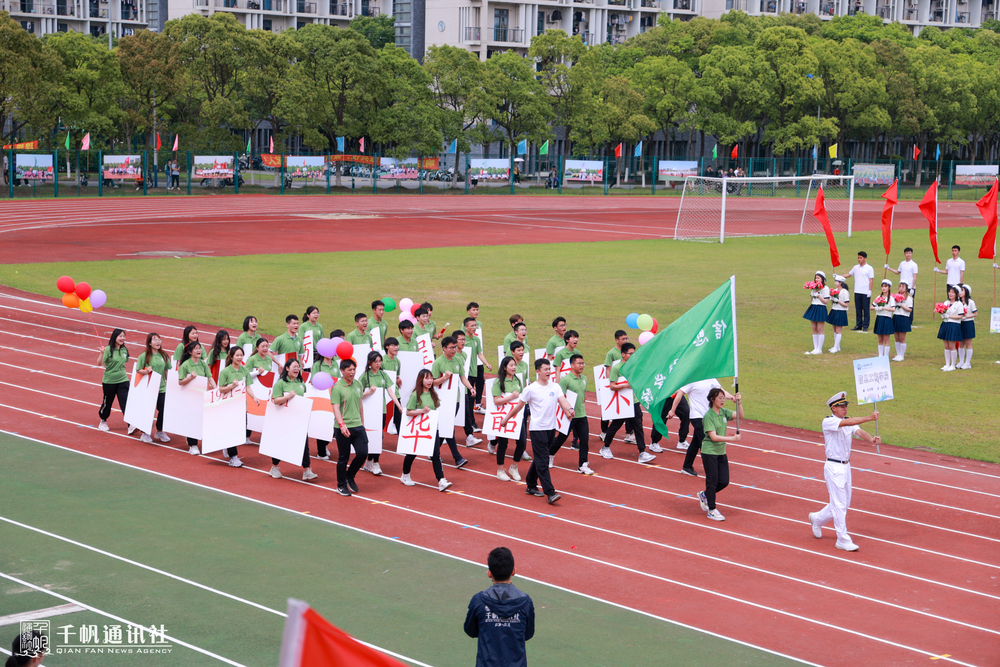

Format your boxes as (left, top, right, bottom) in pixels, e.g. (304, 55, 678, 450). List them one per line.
(396, 351, 425, 409)
(483, 378, 525, 439)
(369, 325, 383, 352)
(202, 382, 247, 454)
(259, 394, 312, 465)
(124, 364, 160, 435)
(555, 390, 578, 435)
(397, 410, 439, 457)
(305, 384, 335, 442)
(246, 372, 274, 432)
(436, 372, 459, 437)
(416, 334, 435, 367)
(302, 331, 315, 370)
(163, 371, 207, 440)
(595, 366, 634, 420)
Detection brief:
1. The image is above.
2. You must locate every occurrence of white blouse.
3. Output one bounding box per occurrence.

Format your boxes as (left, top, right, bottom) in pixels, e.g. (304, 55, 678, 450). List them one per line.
(830, 289, 850, 311)
(942, 301, 965, 322)
(962, 299, 977, 322)
(810, 286, 830, 306)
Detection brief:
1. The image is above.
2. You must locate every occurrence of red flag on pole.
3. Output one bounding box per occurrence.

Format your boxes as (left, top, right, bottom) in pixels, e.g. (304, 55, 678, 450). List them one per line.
(913, 146, 920, 160)
(614, 143, 622, 159)
(813, 186, 840, 267)
(976, 177, 998, 259)
(730, 145, 738, 159)
(278, 599, 409, 667)
(156, 133, 161, 151)
(172, 134, 178, 151)
(919, 180, 941, 264)
(880, 179, 898, 256)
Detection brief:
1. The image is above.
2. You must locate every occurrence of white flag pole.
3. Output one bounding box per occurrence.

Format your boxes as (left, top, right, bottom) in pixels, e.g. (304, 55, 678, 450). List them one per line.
(730, 274, 740, 434)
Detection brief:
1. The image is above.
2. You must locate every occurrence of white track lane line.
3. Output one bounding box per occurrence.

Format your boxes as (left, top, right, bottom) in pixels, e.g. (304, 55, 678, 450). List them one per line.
(0, 305, 184, 343)
(1, 429, 821, 667)
(0, 572, 246, 666)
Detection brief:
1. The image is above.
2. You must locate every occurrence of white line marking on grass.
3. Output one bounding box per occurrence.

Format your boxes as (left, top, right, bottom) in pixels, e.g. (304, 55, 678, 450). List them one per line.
(0, 604, 86, 627)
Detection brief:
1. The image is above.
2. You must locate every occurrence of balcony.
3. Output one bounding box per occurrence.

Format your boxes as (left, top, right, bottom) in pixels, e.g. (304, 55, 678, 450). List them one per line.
(464, 25, 481, 40)
(760, 0, 776, 11)
(194, 0, 208, 6)
(329, 1, 348, 14)
(818, 1, 835, 14)
(217, 0, 245, 8)
(260, 0, 287, 10)
(360, 4, 379, 14)
(791, 0, 806, 12)
(607, 0, 629, 6)
(573, 29, 590, 43)
(491, 26, 524, 41)
(56, 2, 76, 14)
(297, 0, 317, 11)
(642, 0, 661, 6)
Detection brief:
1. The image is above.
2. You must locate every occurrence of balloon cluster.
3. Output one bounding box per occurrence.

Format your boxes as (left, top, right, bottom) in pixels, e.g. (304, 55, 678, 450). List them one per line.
(625, 311, 659, 345)
(395, 297, 422, 324)
(57, 276, 107, 314)
(315, 336, 355, 364)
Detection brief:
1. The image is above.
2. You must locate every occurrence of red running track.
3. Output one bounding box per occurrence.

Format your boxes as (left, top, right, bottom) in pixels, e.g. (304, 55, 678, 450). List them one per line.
(1, 288, 998, 667)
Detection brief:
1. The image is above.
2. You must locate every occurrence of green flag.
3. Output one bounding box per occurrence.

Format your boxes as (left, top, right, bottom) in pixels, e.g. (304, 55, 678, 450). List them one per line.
(64, 132, 70, 150)
(539, 140, 549, 156)
(712, 144, 717, 160)
(246, 136, 251, 153)
(620, 277, 738, 434)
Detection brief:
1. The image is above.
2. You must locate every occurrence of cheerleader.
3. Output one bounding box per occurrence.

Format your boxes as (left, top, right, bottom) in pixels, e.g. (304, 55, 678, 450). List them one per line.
(177, 341, 217, 454)
(300, 306, 323, 368)
(135, 332, 171, 443)
(173, 326, 206, 367)
(803, 271, 830, 355)
(360, 350, 403, 476)
(493, 356, 528, 482)
(937, 285, 964, 371)
(891, 281, 913, 361)
(400, 369, 452, 491)
(957, 284, 977, 369)
(218, 346, 262, 467)
(310, 334, 343, 460)
(871, 279, 895, 356)
(825, 275, 850, 353)
(97, 328, 130, 432)
(270, 358, 316, 481)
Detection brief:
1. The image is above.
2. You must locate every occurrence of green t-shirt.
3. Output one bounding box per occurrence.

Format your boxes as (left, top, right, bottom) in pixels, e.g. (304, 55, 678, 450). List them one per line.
(205, 346, 228, 368)
(431, 354, 465, 380)
(604, 347, 622, 367)
(219, 363, 251, 388)
(381, 356, 400, 374)
(300, 322, 324, 346)
(503, 331, 529, 357)
(702, 407, 734, 456)
(272, 376, 306, 400)
(361, 369, 391, 413)
(406, 390, 436, 412)
(371, 318, 388, 345)
(464, 335, 482, 377)
(331, 379, 364, 428)
(396, 335, 419, 352)
(546, 334, 565, 356)
(312, 357, 341, 379)
(492, 374, 522, 398)
(414, 322, 434, 339)
(246, 353, 272, 376)
(514, 360, 529, 389)
(236, 332, 261, 348)
(174, 342, 206, 364)
(559, 372, 587, 415)
(136, 350, 169, 393)
(101, 346, 129, 384)
(271, 333, 304, 355)
(608, 363, 628, 385)
(345, 328, 369, 345)
(552, 346, 577, 371)
(178, 358, 210, 382)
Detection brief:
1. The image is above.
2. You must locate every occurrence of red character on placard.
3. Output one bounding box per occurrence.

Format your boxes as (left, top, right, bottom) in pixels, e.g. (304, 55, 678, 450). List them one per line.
(400, 413, 434, 453)
(605, 390, 631, 414)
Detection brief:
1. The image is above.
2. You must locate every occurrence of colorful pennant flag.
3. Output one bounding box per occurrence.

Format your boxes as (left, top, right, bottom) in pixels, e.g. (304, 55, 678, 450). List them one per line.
(813, 186, 840, 267)
(172, 134, 178, 151)
(828, 143, 837, 159)
(336, 136, 345, 152)
(614, 143, 622, 159)
(919, 180, 941, 264)
(360, 137, 366, 153)
(976, 178, 998, 260)
(539, 140, 549, 156)
(270, 136, 274, 154)
(712, 145, 717, 160)
(64, 132, 70, 150)
(880, 179, 898, 257)
(447, 138, 457, 153)
(731, 145, 738, 159)
(246, 136, 251, 153)
(82, 133, 91, 151)
(935, 145, 941, 161)
(517, 139, 527, 155)
(156, 133, 161, 151)
(913, 145, 921, 160)
(634, 141, 642, 157)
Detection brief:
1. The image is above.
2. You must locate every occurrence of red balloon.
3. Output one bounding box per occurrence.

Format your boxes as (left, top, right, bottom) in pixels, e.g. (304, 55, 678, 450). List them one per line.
(651, 318, 659, 334)
(74, 282, 92, 301)
(336, 341, 354, 360)
(56, 276, 75, 294)
(409, 303, 419, 316)
(62, 293, 80, 309)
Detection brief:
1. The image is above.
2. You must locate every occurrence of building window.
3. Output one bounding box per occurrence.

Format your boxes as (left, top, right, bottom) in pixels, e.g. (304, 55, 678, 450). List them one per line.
(57, 21, 68, 30)
(263, 18, 272, 29)
(20, 20, 35, 33)
(297, 20, 305, 28)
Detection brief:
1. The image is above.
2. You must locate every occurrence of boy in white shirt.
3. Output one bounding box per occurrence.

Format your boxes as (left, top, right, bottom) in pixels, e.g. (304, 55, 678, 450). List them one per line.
(847, 251, 875, 332)
(935, 245, 965, 293)
(886, 247, 918, 322)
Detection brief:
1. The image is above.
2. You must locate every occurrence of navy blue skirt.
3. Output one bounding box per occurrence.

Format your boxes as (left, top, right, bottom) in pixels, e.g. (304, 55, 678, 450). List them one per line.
(961, 320, 976, 340)
(803, 304, 828, 322)
(826, 310, 848, 327)
(938, 321, 962, 341)
(873, 315, 894, 336)
(892, 315, 911, 333)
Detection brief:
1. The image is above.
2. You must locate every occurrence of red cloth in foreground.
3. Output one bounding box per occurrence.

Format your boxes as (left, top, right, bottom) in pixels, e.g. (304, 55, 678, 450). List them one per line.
(279, 599, 409, 667)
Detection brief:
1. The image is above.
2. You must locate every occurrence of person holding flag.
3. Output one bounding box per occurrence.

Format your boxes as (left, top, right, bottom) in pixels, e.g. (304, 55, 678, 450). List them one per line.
(803, 270, 830, 355)
(698, 387, 744, 522)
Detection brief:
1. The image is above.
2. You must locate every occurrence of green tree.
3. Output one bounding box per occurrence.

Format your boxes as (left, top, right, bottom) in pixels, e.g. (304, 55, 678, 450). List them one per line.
(0, 12, 52, 142)
(45, 32, 124, 146)
(243, 29, 299, 152)
(423, 44, 482, 186)
(372, 45, 441, 163)
(468, 51, 553, 157)
(117, 29, 181, 150)
(349, 14, 395, 50)
(632, 55, 697, 157)
(694, 45, 772, 159)
(529, 30, 589, 158)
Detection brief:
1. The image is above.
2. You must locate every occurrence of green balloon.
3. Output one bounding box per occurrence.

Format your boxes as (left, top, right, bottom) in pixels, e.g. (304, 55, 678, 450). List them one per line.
(637, 313, 654, 331)
(383, 297, 396, 313)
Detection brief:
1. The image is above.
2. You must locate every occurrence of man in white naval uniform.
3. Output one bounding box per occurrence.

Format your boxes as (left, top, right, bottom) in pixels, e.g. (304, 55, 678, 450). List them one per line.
(809, 391, 881, 552)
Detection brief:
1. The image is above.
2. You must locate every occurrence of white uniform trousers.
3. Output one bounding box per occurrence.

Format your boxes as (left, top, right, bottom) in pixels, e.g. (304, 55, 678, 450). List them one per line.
(814, 461, 853, 546)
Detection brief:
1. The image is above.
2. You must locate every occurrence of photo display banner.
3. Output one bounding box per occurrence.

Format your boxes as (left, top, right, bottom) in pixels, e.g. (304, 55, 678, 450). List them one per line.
(194, 155, 234, 177)
(658, 161, 699, 181)
(955, 165, 998, 186)
(286, 156, 326, 179)
(103, 155, 142, 179)
(469, 159, 510, 180)
(564, 159, 603, 182)
(852, 164, 895, 186)
(15, 154, 54, 182)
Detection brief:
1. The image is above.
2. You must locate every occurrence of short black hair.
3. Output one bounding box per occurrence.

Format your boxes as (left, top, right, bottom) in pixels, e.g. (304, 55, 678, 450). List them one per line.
(330, 329, 345, 338)
(510, 341, 524, 352)
(354, 312, 367, 322)
(621, 342, 636, 354)
(371, 299, 384, 309)
(463, 316, 476, 326)
(569, 353, 583, 363)
(420, 301, 433, 310)
(441, 336, 457, 349)
(339, 358, 356, 371)
(534, 358, 550, 371)
(509, 314, 522, 326)
(242, 315, 256, 332)
(952, 245, 960, 251)
(385, 337, 399, 347)
(858, 251, 868, 258)
(285, 314, 298, 323)
(414, 307, 428, 318)
(903, 247, 913, 253)
(614, 330, 627, 340)
(564, 330, 578, 341)
(514, 322, 526, 333)
(488, 547, 515, 582)
(466, 301, 479, 310)
(399, 320, 414, 331)
(552, 316, 566, 328)
(452, 329, 465, 340)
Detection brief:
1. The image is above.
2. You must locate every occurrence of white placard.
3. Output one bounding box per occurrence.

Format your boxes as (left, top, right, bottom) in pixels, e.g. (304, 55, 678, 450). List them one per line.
(416, 334, 435, 366)
(552, 345, 565, 360)
(259, 394, 312, 465)
(853, 355, 894, 405)
(474, 326, 485, 364)
(397, 410, 439, 457)
(990, 307, 1000, 333)
(497, 344, 505, 367)
(595, 366, 634, 420)
(163, 371, 207, 439)
(302, 330, 314, 370)
(363, 390, 383, 455)
(352, 343, 372, 368)
(246, 373, 274, 432)
(242, 343, 252, 358)
(483, 378, 525, 439)
(124, 364, 160, 436)
(552, 357, 571, 383)
(533, 348, 547, 380)
(202, 383, 247, 454)
(462, 346, 473, 375)
(437, 373, 459, 437)
(305, 384, 335, 442)
(556, 390, 578, 435)
(369, 325, 383, 352)
(396, 351, 424, 409)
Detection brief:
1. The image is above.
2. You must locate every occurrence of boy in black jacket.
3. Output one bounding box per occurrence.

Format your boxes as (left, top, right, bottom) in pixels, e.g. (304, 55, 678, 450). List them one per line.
(464, 547, 535, 667)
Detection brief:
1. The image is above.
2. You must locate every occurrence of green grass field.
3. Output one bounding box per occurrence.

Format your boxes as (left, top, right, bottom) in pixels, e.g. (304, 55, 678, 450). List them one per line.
(1, 226, 996, 462)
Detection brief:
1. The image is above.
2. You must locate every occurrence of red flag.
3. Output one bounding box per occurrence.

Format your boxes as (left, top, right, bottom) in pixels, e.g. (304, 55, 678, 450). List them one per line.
(156, 133, 161, 151)
(976, 177, 998, 259)
(913, 145, 920, 160)
(172, 134, 178, 151)
(813, 186, 840, 267)
(880, 179, 898, 256)
(614, 143, 622, 159)
(919, 180, 941, 264)
(279, 599, 408, 667)
(731, 145, 738, 159)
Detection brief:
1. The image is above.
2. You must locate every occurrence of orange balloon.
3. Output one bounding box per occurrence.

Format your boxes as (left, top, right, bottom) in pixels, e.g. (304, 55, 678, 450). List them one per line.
(62, 293, 80, 309)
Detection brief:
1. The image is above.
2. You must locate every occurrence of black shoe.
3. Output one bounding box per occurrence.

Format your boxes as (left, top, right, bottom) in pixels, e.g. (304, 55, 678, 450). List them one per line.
(525, 488, 545, 497)
(681, 468, 699, 477)
(336, 485, 352, 496)
(862, 329, 869, 333)
(347, 478, 359, 493)
(547, 492, 561, 504)
(850, 325, 862, 331)
(456, 458, 469, 469)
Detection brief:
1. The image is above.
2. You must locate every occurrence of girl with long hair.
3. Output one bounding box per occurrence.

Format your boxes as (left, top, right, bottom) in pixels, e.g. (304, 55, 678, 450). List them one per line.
(270, 358, 316, 481)
(825, 274, 850, 353)
(400, 369, 451, 491)
(491, 356, 528, 482)
(177, 340, 217, 454)
(173, 325, 206, 366)
(218, 346, 261, 467)
(300, 306, 323, 369)
(891, 281, 912, 361)
(957, 284, 977, 369)
(871, 279, 895, 357)
(937, 285, 964, 371)
(97, 328, 130, 432)
(135, 332, 171, 443)
(360, 351, 403, 476)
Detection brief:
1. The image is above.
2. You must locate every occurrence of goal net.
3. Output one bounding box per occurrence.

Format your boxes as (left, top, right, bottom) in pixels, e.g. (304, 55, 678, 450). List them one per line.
(674, 175, 854, 242)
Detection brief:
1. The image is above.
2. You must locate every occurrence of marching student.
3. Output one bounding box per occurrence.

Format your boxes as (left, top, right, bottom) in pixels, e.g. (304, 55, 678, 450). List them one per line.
(508, 341, 531, 462)
(271, 314, 305, 359)
(803, 271, 830, 355)
(382, 336, 404, 433)
(217, 346, 262, 468)
(331, 357, 368, 495)
(432, 336, 473, 468)
(346, 313, 370, 346)
(422, 302, 443, 340)
(826, 274, 850, 353)
(492, 356, 528, 482)
(173, 325, 206, 366)
(465, 305, 489, 412)
(300, 306, 324, 366)
(500, 358, 576, 505)
(397, 320, 419, 351)
(246, 337, 273, 377)
(454, 330, 482, 447)
(886, 247, 918, 322)
(652, 390, 690, 450)
(551, 353, 594, 475)
(360, 350, 402, 476)
(669, 378, 731, 477)
(891, 281, 913, 361)
(957, 284, 977, 369)
(135, 332, 171, 444)
(937, 285, 964, 371)
(935, 245, 965, 293)
(414, 307, 434, 341)
(236, 316, 262, 349)
(97, 328, 130, 433)
(546, 317, 567, 359)
(205, 330, 231, 378)
(270, 358, 316, 481)
(400, 369, 452, 491)
(503, 322, 528, 359)
(871, 279, 895, 357)
(847, 252, 875, 332)
(502, 314, 524, 357)
(371, 300, 388, 347)
(551, 330, 580, 377)
(697, 388, 744, 522)
(603, 330, 634, 443)
(177, 341, 217, 455)
(601, 343, 658, 462)
(310, 334, 343, 460)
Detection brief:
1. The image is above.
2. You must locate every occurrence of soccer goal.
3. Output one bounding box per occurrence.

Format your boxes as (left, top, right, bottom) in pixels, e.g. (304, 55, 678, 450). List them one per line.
(674, 175, 855, 242)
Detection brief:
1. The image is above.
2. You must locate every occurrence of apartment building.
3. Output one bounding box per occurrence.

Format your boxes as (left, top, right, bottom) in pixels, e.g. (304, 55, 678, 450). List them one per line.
(701, 0, 998, 30)
(2, 0, 149, 37)
(163, 0, 381, 32)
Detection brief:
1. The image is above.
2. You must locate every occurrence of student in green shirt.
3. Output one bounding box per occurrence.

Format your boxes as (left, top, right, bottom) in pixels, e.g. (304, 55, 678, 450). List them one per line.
(205, 329, 231, 376)
(507, 341, 531, 462)
(174, 325, 207, 368)
(236, 316, 261, 349)
(546, 317, 567, 359)
(502, 314, 523, 357)
(432, 335, 474, 468)
(421, 301, 442, 340)
(371, 300, 388, 347)
(491, 356, 527, 482)
(464, 314, 491, 413)
(602, 329, 632, 442)
(453, 330, 481, 447)
(552, 330, 579, 379)
(414, 307, 433, 340)
(602, 343, 656, 464)
(177, 341, 217, 456)
(269, 358, 316, 482)
(217, 346, 262, 468)
(331, 358, 368, 496)
(271, 314, 305, 358)
(135, 332, 171, 444)
(551, 353, 594, 475)
(246, 338, 274, 379)
(504, 321, 528, 358)
(699, 387, 744, 522)
(400, 369, 452, 491)
(382, 337, 404, 433)
(360, 351, 403, 477)
(300, 306, 324, 368)
(97, 328, 130, 434)
(397, 320, 418, 352)
(345, 313, 370, 346)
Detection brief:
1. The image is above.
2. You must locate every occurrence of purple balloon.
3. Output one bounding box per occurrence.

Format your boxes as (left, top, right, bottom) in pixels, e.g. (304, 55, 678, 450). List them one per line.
(90, 289, 107, 309)
(311, 371, 334, 390)
(330, 336, 344, 347)
(316, 338, 337, 359)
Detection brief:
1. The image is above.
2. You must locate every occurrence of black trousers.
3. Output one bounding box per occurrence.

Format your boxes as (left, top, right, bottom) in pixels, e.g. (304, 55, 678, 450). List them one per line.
(854, 293, 871, 329)
(335, 426, 368, 486)
(552, 417, 589, 466)
(702, 453, 730, 511)
(99, 381, 129, 421)
(474, 367, 485, 406)
(524, 429, 556, 495)
(316, 439, 330, 458)
(495, 419, 528, 465)
(155, 392, 166, 432)
(462, 389, 476, 437)
(652, 395, 689, 444)
(272, 438, 311, 468)
(682, 418, 706, 470)
(605, 404, 645, 452)
(403, 435, 444, 480)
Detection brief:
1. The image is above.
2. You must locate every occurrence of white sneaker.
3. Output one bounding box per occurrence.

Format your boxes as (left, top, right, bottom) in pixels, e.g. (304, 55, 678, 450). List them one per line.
(599, 446, 613, 459)
(438, 478, 453, 492)
(623, 434, 637, 444)
(269, 465, 282, 479)
(676, 441, 690, 451)
(318, 454, 330, 461)
(127, 425, 136, 435)
(698, 490, 709, 512)
(372, 462, 383, 475)
(487, 441, 496, 454)
(804, 350, 815, 355)
(521, 452, 532, 462)
(707, 509, 725, 521)
(140, 433, 153, 444)
(98, 420, 110, 432)
(600, 432, 607, 441)
(244, 437, 253, 445)
(156, 431, 171, 442)
(960, 362, 971, 370)
(466, 435, 482, 447)
(836, 541, 860, 552)
(508, 464, 521, 481)
(808, 512, 822, 539)
(188, 445, 200, 455)
(222, 450, 231, 460)
(578, 462, 595, 475)
(473, 426, 482, 433)
(828, 347, 839, 353)
(303, 469, 318, 481)
(400, 473, 415, 486)
(943, 365, 956, 372)
(891, 356, 903, 361)
(549, 455, 555, 468)
(362, 460, 373, 473)
(497, 469, 511, 481)
(648, 442, 663, 453)
(638, 451, 656, 464)
(475, 407, 487, 415)
(229, 456, 243, 468)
